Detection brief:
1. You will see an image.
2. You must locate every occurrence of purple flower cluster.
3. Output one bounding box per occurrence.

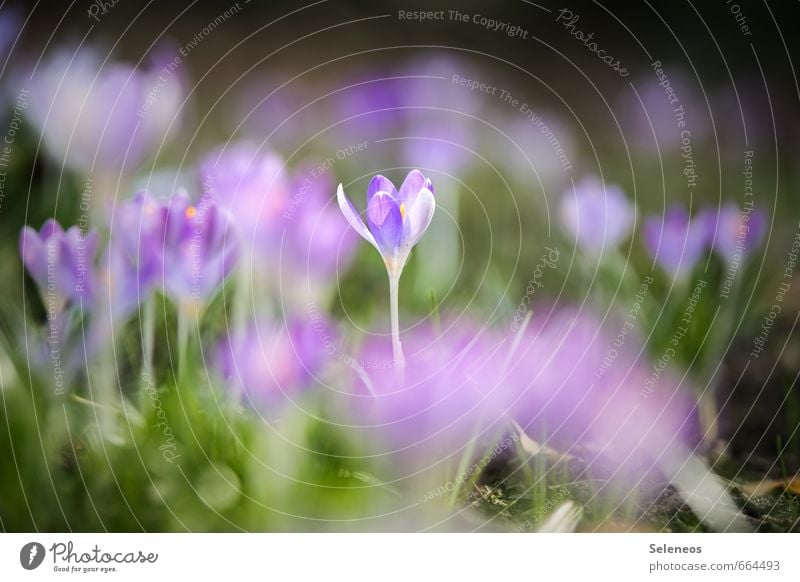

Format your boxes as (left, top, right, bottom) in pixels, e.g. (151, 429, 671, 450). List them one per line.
(644, 203, 766, 279)
(160, 191, 240, 310)
(107, 190, 238, 315)
(228, 55, 566, 190)
(558, 177, 766, 277)
(21, 191, 239, 322)
(507, 309, 700, 477)
(338, 321, 511, 467)
(336, 310, 699, 479)
(105, 192, 168, 316)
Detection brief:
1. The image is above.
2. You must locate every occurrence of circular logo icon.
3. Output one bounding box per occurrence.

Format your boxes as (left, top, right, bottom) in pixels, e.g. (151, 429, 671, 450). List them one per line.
(19, 542, 45, 570)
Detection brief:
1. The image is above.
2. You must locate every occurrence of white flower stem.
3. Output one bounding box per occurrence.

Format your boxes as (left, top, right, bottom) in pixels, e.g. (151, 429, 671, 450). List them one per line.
(177, 308, 189, 388)
(388, 271, 405, 373)
(141, 298, 155, 378)
(233, 250, 252, 343)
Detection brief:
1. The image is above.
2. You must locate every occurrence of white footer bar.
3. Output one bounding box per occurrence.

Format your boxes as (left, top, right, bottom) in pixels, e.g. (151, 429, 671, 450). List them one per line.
(1, 533, 796, 581)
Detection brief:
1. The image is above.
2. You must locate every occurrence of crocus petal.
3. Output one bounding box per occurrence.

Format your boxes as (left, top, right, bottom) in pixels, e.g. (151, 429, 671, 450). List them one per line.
(367, 192, 404, 254)
(203, 204, 222, 251)
(403, 187, 436, 248)
(397, 169, 426, 207)
(337, 183, 378, 249)
(165, 190, 193, 242)
(337, 172, 435, 268)
(366, 190, 397, 227)
(56, 237, 79, 300)
(83, 229, 99, 261)
(19, 226, 46, 284)
(213, 206, 241, 278)
(366, 175, 397, 205)
(40, 218, 64, 240)
(664, 205, 689, 227)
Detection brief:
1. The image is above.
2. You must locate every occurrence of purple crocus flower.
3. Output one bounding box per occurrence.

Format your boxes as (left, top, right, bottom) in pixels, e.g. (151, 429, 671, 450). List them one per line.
(643, 205, 710, 280)
(105, 192, 168, 317)
(218, 317, 333, 410)
(559, 176, 635, 255)
(700, 203, 767, 264)
(19, 220, 97, 313)
(26, 45, 183, 176)
(337, 170, 435, 275)
(159, 190, 239, 311)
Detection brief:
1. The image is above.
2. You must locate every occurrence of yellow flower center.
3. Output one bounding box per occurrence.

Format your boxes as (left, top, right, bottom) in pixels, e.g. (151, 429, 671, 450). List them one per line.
(399, 202, 405, 221)
(185, 206, 197, 219)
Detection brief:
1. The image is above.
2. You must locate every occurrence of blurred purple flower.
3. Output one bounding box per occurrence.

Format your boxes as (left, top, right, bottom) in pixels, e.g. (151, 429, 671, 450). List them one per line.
(700, 203, 767, 264)
(394, 55, 485, 173)
(395, 54, 486, 114)
(342, 321, 511, 467)
(104, 192, 168, 316)
(200, 142, 289, 253)
(19, 219, 97, 313)
(27, 45, 183, 175)
(643, 205, 710, 280)
(218, 317, 333, 408)
(0, 7, 21, 65)
(559, 176, 635, 254)
(160, 190, 239, 310)
(619, 73, 710, 154)
(508, 308, 699, 479)
(333, 74, 405, 146)
(284, 165, 357, 280)
(337, 170, 435, 275)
